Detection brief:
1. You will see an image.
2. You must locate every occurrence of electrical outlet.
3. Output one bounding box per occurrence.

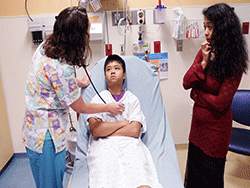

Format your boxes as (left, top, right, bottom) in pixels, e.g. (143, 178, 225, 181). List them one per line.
(177, 40, 183, 51)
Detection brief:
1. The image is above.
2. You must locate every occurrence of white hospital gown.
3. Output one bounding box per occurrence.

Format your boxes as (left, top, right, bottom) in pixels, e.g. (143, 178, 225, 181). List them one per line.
(87, 90, 163, 188)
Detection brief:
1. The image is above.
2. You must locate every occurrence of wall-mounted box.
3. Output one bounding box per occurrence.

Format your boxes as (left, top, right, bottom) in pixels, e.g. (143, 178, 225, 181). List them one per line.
(154, 8, 166, 24)
(88, 12, 105, 42)
(242, 22, 249, 34)
(28, 12, 105, 44)
(28, 14, 56, 44)
(111, 10, 146, 26)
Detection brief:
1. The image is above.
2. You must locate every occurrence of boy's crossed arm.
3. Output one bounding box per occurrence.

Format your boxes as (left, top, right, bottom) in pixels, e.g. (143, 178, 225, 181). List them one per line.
(88, 117, 141, 138)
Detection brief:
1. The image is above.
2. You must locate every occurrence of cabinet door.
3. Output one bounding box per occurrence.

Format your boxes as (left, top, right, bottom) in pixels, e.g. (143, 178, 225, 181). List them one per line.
(0, 75, 13, 171)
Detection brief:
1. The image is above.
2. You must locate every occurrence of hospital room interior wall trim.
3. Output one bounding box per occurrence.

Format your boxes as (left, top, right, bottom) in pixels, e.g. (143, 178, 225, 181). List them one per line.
(1, 0, 250, 17)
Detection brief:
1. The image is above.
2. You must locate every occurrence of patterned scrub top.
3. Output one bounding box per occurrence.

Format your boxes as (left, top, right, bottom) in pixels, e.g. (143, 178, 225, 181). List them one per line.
(23, 43, 81, 154)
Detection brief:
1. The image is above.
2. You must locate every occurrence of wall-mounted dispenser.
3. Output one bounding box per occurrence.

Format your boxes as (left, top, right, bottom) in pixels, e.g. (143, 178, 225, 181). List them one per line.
(28, 14, 56, 44)
(88, 12, 105, 42)
(154, 0, 166, 24)
(28, 12, 104, 44)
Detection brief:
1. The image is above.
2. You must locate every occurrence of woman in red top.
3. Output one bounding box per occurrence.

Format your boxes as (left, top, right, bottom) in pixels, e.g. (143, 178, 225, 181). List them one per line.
(183, 3, 248, 188)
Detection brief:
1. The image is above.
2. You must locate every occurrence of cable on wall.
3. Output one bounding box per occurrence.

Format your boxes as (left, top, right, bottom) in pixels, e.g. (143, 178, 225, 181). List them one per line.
(25, 0, 33, 21)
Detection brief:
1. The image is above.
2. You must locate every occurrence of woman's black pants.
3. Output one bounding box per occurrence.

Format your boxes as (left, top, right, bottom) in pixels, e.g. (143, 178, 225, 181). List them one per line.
(184, 142, 226, 188)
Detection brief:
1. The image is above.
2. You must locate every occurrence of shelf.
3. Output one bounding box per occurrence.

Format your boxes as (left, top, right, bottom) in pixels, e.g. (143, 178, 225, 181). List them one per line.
(172, 19, 205, 40)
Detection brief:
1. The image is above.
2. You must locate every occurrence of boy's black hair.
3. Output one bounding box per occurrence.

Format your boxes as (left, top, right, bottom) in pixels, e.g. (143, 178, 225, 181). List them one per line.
(104, 54, 126, 73)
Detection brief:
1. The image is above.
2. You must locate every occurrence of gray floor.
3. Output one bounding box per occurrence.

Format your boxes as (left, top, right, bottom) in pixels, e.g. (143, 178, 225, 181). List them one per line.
(176, 144, 250, 188)
(0, 153, 72, 188)
(2, 147, 250, 188)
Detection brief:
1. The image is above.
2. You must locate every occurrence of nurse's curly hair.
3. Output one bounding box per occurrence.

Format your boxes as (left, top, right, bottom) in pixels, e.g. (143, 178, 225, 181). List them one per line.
(43, 6, 91, 68)
(203, 3, 248, 79)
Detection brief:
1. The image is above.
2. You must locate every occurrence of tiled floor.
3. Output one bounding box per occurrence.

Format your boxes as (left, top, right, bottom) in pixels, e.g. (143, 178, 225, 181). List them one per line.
(1, 146, 249, 188)
(176, 144, 250, 188)
(0, 154, 36, 188)
(0, 153, 72, 188)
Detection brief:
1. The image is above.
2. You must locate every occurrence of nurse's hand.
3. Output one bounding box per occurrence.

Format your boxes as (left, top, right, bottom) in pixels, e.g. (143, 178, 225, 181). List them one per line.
(107, 103, 125, 115)
(76, 71, 91, 88)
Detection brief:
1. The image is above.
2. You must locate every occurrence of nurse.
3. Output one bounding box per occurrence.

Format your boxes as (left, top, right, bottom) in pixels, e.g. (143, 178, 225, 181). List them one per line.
(22, 6, 124, 188)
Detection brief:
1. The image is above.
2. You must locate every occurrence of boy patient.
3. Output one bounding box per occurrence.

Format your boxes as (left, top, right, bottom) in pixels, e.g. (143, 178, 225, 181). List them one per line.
(86, 54, 163, 188)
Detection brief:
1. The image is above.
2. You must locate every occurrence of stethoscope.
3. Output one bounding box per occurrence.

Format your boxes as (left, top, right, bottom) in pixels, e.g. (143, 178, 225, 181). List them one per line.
(84, 67, 107, 104)
(73, 66, 107, 104)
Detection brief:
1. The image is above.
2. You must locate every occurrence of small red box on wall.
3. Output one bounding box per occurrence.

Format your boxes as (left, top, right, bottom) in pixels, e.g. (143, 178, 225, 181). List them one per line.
(154, 41, 161, 53)
(242, 22, 249, 34)
(105, 44, 112, 56)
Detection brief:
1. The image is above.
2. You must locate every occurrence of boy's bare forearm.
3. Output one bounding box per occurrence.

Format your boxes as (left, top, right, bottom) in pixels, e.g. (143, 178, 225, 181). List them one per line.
(89, 117, 128, 137)
(109, 121, 141, 138)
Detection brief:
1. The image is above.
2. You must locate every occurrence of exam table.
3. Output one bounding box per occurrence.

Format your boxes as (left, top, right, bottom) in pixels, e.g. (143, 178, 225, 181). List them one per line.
(67, 56, 184, 188)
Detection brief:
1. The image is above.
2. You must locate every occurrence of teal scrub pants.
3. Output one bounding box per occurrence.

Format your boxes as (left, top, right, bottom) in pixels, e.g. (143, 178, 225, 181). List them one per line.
(26, 131, 66, 188)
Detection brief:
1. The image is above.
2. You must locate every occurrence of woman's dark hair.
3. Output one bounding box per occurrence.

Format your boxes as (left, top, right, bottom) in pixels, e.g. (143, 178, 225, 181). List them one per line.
(104, 54, 126, 73)
(203, 3, 248, 79)
(43, 6, 91, 68)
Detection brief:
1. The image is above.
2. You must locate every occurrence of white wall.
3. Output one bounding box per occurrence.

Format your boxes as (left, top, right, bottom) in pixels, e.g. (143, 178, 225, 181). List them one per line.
(0, 4, 249, 153)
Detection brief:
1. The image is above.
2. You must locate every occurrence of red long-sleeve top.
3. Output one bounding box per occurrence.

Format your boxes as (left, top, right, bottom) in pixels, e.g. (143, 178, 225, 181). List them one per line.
(183, 49, 243, 158)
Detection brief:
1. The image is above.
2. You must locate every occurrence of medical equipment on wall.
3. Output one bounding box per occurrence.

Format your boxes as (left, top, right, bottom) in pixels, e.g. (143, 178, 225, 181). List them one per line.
(137, 9, 144, 42)
(133, 43, 150, 55)
(27, 12, 104, 44)
(154, 0, 167, 24)
(132, 9, 150, 55)
(28, 15, 56, 44)
(104, 10, 112, 56)
(116, 0, 130, 55)
(88, 11, 105, 42)
(137, 9, 145, 25)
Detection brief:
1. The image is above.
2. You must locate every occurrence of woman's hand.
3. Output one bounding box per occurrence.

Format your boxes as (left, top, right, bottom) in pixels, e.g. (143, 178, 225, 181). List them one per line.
(76, 71, 91, 88)
(107, 103, 125, 115)
(201, 40, 212, 70)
